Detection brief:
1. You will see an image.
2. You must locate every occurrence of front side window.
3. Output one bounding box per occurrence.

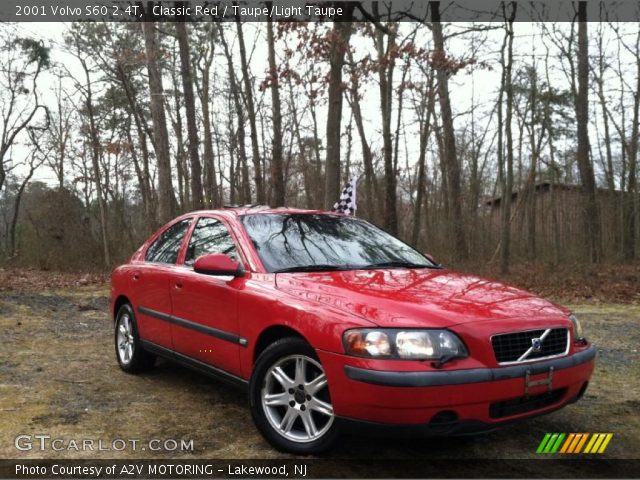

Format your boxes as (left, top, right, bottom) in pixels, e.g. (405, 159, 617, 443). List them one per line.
(184, 217, 239, 266)
(145, 218, 192, 264)
(240, 214, 434, 273)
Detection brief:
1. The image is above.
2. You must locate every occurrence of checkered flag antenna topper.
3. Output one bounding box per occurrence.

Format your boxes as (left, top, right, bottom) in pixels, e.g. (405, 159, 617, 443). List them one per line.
(332, 178, 356, 215)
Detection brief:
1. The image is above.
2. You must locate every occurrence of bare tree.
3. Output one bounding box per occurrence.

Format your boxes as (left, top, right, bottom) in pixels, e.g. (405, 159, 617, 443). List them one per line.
(0, 30, 50, 192)
(195, 24, 219, 207)
(576, 2, 601, 262)
(324, 4, 355, 209)
(142, 21, 176, 223)
(218, 23, 252, 204)
(346, 49, 378, 220)
(67, 27, 111, 267)
(176, 21, 204, 210)
(410, 72, 436, 247)
(499, 3, 516, 273)
(430, 1, 468, 260)
(372, 15, 399, 234)
(266, 7, 285, 206)
(46, 72, 73, 189)
(236, 18, 265, 204)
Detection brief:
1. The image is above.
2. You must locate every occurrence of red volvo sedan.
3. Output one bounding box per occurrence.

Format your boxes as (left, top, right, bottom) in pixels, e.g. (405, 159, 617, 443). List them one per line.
(111, 207, 595, 453)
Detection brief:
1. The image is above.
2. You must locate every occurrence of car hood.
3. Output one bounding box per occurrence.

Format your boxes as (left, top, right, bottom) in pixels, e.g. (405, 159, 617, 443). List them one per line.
(275, 268, 569, 328)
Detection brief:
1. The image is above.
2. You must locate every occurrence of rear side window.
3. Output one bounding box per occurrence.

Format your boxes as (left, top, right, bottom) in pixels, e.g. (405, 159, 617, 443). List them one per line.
(184, 217, 238, 266)
(145, 219, 192, 264)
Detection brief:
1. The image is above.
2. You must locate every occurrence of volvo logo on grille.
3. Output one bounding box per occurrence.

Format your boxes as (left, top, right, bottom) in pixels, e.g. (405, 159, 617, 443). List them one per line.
(531, 337, 543, 352)
(515, 328, 552, 361)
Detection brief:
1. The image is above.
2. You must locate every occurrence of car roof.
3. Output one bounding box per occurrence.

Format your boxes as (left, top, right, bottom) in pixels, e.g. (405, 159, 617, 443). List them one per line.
(187, 206, 341, 217)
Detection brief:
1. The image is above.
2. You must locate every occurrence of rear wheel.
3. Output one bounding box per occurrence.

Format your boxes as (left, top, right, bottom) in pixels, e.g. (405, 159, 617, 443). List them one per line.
(114, 304, 155, 373)
(249, 337, 339, 453)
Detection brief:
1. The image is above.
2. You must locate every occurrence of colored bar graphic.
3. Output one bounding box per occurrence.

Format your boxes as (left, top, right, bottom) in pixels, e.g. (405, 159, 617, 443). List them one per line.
(550, 433, 566, 453)
(574, 433, 588, 453)
(537, 433, 613, 454)
(587, 434, 607, 453)
(544, 433, 559, 453)
(568, 434, 583, 453)
(584, 433, 600, 453)
(598, 434, 613, 453)
(559, 433, 575, 453)
(537, 433, 552, 453)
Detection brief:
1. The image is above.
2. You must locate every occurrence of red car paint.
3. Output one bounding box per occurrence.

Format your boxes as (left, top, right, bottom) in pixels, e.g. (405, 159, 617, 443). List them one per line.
(111, 208, 595, 429)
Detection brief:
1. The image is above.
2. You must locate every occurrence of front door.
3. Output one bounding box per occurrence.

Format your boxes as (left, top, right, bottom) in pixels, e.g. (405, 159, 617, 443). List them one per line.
(170, 216, 245, 376)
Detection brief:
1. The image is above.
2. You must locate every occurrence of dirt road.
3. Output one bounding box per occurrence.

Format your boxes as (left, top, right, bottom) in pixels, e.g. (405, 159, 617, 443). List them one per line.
(1, 286, 638, 461)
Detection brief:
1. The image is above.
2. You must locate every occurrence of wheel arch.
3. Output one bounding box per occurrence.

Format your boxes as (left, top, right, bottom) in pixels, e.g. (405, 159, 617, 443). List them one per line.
(113, 295, 131, 322)
(253, 325, 309, 364)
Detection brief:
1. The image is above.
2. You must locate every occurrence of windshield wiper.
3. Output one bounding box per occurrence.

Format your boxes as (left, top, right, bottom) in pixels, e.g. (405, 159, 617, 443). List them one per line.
(273, 264, 353, 273)
(358, 261, 437, 270)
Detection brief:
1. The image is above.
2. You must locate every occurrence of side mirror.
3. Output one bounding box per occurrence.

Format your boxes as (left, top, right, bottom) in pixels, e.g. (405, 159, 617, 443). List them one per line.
(194, 253, 244, 277)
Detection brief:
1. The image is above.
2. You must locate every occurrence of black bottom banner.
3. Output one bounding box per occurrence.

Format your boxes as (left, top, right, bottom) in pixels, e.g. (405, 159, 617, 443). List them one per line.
(1, 459, 640, 479)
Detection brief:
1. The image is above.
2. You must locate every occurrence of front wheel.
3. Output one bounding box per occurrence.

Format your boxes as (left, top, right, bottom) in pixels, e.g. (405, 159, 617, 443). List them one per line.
(249, 338, 339, 454)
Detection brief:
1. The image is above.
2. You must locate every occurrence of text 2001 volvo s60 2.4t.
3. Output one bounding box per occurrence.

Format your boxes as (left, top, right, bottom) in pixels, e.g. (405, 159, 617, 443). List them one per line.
(111, 207, 595, 453)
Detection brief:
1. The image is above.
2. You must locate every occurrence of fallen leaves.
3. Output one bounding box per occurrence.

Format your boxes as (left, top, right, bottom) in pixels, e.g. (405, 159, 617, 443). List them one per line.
(469, 262, 640, 304)
(0, 267, 109, 293)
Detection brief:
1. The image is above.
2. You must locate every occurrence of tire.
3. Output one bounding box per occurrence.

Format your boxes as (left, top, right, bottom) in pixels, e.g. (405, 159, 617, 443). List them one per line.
(249, 337, 339, 454)
(114, 303, 155, 373)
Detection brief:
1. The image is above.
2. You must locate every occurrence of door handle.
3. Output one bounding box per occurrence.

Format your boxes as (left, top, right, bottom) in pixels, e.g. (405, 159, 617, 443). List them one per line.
(175, 281, 183, 289)
(132, 273, 140, 281)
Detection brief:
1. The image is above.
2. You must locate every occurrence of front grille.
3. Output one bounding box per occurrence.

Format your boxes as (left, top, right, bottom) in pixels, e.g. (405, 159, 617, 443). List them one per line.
(491, 328, 568, 364)
(490, 388, 566, 419)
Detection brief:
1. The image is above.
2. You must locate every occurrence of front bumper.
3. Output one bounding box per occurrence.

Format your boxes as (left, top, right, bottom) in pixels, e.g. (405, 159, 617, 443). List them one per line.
(317, 345, 596, 429)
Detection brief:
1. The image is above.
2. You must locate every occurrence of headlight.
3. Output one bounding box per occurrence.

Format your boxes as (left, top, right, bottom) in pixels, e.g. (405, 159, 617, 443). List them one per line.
(343, 329, 467, 360)
(569, 314, 585, 341)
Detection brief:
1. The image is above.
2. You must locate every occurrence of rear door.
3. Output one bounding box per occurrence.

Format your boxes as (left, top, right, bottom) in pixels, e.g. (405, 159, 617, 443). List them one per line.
(130, 217, 193, 349)
(169, 216, 245, 376)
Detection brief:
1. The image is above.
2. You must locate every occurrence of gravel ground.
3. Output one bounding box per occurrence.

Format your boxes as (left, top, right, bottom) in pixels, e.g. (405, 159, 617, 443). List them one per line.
(0, 286, 638, 465)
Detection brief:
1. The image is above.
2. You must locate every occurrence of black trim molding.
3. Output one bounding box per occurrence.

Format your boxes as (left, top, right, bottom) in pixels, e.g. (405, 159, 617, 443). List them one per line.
(140, 339, 247, 388)
(344, 345, 596, 387)
(138, 306, 248, 347)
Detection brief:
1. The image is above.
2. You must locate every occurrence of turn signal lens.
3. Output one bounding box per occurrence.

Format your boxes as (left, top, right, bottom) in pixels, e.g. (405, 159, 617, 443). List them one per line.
(344, 330, 391, 357)
(569, 314, 585, 341)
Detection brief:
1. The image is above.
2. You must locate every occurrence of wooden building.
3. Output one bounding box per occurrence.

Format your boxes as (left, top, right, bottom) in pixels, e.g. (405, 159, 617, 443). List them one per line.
(485, 182, 624, 261)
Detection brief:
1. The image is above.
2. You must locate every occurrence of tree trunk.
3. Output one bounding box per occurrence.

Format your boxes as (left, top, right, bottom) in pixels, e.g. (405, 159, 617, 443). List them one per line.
(347, 50, 378, 219)
(375, 20, 398, 235)
(197, 25, 218, 207)
(266, 8, 285, 206)
(176, 21, 204, 210)
(82, 59, 111, 268)
(576, 2, 601, 263)
(142, 21, 176, 223)
(324, 5, 354, 209)
(218, 24, 251, 204)
(9, 161, 38, 258)
(497, 20, 508, 273)
(411, 77, 436, 248)
(622, 31, 639, 260)
(170, 67, 188, 210)
(430, 2, 468, 260)
(236, 17, 265, 204)
(115, 62, 156, 225)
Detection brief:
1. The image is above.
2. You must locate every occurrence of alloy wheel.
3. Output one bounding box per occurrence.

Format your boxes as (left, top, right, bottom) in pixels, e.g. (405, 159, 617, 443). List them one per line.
(261, 354, 334, 443)
(116, 313, 135, 365)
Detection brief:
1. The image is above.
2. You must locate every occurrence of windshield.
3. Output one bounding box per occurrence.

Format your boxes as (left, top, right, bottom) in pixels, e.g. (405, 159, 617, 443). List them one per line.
(240, 214, 436, 273)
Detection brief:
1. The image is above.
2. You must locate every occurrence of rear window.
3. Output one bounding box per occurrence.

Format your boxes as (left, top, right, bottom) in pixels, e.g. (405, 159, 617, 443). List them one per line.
(145, 219, 192, 264)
